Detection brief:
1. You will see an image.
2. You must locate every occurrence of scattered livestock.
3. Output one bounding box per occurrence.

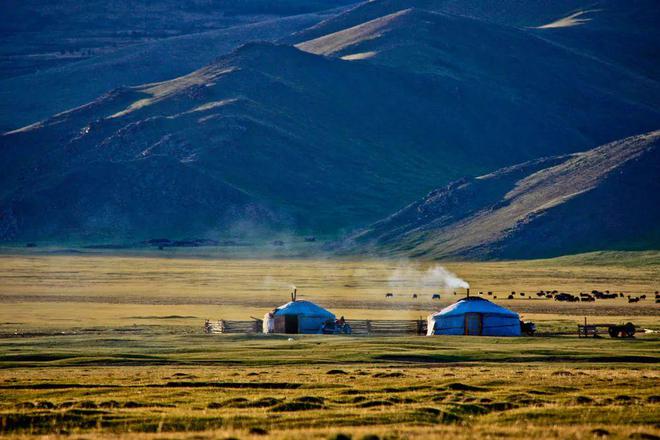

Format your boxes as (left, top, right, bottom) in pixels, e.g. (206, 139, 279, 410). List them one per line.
(205, 284, 652, 338)
(554, 293, 579, 302)
(579, 293, 595, 302)
(383, 288, 654, 303)
(591, 290, 617, 299)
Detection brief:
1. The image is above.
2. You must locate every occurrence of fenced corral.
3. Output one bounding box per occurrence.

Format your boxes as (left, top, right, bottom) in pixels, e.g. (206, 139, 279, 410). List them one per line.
(205, 319, 262, 334)
(205, 319, 427, 336)
(349, 319, 427, 335)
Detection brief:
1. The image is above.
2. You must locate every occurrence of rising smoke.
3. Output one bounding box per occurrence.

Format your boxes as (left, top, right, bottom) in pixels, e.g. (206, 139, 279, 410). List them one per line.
(388, 262, 469, 292)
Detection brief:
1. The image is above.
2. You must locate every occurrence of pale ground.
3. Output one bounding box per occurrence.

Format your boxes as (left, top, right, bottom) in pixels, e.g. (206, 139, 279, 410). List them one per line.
(0, 253, 657, 331)
(0, 252, 658, 439)
(536, 10, 595, 29)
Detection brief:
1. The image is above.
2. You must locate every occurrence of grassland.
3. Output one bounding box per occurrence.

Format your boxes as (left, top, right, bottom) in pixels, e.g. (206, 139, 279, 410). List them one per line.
(0, 250, 658, 331)
(1, 334, 659, 439)
(0, 251, 658, 438)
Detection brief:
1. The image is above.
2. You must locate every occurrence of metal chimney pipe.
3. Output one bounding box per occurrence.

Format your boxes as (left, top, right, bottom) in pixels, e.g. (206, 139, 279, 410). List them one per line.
(467, 288, 470, 298)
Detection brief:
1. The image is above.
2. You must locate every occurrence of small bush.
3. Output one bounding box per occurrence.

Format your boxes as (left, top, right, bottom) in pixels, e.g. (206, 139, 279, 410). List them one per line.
(372, 372, 404, 378)
(575, 396, 594, 404)
(329, 434, 351, 440)
(446, 382, 485, 391)
(271, 401, 323, 412)
(357, 400, 393, 408)
(295, 396, 325, 404)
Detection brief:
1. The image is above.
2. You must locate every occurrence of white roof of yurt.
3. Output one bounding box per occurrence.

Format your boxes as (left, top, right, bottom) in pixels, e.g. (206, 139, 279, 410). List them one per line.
(274, 300, 335, 319)
(429, 297, 519, 318)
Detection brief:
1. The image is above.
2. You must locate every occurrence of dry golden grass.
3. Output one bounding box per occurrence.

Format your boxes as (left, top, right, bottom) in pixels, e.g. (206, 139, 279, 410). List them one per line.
(1, 343, 659, 439)
(0, 252, 658, 438)
(0, 252, 658, 331)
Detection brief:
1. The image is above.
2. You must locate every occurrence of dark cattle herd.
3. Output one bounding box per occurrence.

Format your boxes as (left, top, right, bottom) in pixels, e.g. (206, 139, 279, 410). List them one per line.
(383, 290, 659, 302)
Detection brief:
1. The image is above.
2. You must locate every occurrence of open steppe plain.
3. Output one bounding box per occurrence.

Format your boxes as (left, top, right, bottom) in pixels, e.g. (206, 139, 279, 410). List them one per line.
(0, 250, 658, 439)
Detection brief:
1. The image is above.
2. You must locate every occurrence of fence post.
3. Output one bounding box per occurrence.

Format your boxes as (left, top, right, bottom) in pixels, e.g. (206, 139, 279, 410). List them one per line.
(366, 320, 372, 334)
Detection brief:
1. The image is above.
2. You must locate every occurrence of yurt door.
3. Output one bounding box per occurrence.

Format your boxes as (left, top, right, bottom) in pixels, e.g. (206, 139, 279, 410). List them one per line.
(464, 313, 483, 335)
(284, 315, 299, 334)
(273, 315, 286, 333)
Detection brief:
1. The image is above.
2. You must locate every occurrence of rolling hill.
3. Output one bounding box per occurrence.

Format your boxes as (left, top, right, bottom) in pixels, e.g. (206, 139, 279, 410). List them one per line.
(335, 131, 660, 259)
(0, 5, 350, 132)
(1, 1, 658, 252)
(288, 0, 660, 79)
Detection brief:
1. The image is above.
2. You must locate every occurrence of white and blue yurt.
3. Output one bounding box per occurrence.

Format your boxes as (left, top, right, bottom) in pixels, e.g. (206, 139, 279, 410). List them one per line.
(426, 296, 521, 336)
(263, 290, 335, 334)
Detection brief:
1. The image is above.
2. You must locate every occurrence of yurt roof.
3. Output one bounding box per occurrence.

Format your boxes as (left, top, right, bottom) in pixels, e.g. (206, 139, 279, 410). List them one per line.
(274, 300, 335, 318)
(430, 297, 518, 318)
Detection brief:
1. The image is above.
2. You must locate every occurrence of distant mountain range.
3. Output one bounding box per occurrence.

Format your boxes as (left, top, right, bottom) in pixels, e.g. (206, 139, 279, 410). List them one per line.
(1, 0, 659, 257)
(334, 131, 660, 259)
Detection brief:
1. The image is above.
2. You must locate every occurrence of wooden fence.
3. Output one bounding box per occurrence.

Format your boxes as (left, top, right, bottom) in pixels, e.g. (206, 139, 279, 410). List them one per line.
(205, 320, 262, 334)
(205, 319, 427, 336)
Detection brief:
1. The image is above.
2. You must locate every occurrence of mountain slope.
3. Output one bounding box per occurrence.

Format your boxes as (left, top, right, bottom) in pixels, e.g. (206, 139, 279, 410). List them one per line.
(1, 0, 358, 79)
(288, 0, 660, 80)
(1, 6, 659, 244)
(295, 7, 660, 125)
(336, 131, 660, 259)
(0, 13, 334, 133)
(0, 43, 477, 241)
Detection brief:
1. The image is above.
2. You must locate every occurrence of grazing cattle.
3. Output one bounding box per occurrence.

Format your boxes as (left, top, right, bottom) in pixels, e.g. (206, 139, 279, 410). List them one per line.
(551, 290, 558, 294)
(536, 291, 545, 297)
(620, 293, 625, 298)
(493, 296, 497, 299)
(412, 293, 418, 299)
(545, 294, 553, 299)
(432, 294, 441, 300)
(507, 294, 514, 300)
(555, 293, 579, 302)
(640, 295, 646, 300)
(487, 291, 493, 296)
(385, 293, 394, 298)
(592, 290, 617, 299)
(628, 297, 640, 303)
(519, 292, 525, 297)
(479, 291, 484, 295)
